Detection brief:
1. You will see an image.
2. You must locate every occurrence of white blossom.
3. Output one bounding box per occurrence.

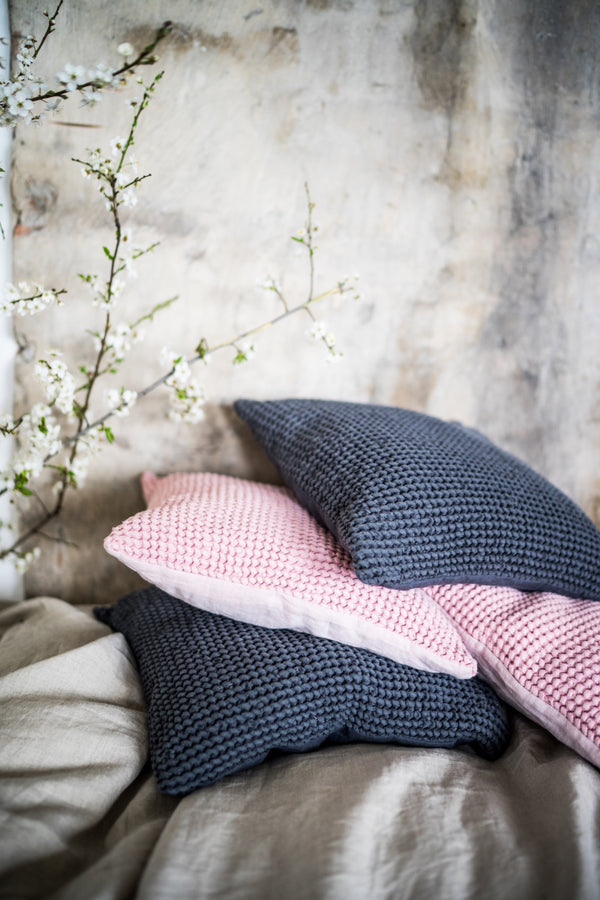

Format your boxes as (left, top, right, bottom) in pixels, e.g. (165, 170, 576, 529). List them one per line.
(45, 426, 102, 493)
(13, 547, 41, 573)
(15, 36, 36, 70)
(111, 278, 125, 298)
(56, 63, 86, 91)
(125, 153, 140, 174)
(121, 253, 138, 279)
(110, 135, 127, 157)
(88, 63, 114, 86)
(160, 348, 206, 423)
(34, 351, 76, 416)
(307, 320, 329, 342)
(117, 42, 134, 57)
(97, 321, 143, 364)
(167, 380, 206, 424)
(85, 273, 120, 310)
(0, 412, 15, 433)
(306, 320, 342, 360)
(258, 276, 282, 293)
(0, 81, 34, 126)
(80, 87, 102, 107)
(81, 273, 105, 307)
(234, 341, 256, 363)
(119, 188, 138, 208)
(0, 471, 15, 491)
(161, 350, 192, 389)
(105, 387, 137, 416)
(69, 455, 90, 486)
(1, 282, 62, 317)
(11, 404, 62, 480)
(7, 87, 33, 118)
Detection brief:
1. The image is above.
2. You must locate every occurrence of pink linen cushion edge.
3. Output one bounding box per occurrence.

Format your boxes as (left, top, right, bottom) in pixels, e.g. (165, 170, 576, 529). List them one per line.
(430, 583, 600, 768)
(103, 471, 477, 679)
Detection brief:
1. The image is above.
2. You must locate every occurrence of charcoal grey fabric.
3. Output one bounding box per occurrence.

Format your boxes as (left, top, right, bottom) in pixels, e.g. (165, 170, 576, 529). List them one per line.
(95, 586, 510, 796)
(234, 398, 600, 600)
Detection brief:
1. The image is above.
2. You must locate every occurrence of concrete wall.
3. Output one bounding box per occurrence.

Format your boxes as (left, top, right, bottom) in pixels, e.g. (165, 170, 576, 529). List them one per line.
(8, 0, 600, 603)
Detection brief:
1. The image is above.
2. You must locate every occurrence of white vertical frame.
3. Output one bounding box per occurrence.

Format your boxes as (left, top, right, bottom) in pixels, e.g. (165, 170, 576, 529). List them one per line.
(0, 0, 23, 601)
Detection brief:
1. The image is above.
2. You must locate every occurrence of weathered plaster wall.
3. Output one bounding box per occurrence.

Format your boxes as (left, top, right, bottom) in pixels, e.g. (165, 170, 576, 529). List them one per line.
(8, 0, 600, 603)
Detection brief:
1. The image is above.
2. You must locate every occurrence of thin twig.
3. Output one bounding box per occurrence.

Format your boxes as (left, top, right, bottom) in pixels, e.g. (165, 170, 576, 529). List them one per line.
(28, 23, 171, 107)
(61, 282, 351, 447)
(33, 0, 64, 61)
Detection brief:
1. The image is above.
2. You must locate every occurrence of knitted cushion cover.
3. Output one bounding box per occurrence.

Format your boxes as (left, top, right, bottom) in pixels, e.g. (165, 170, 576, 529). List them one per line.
(430, 583, 600, 768)
(103, 471, 477, 678)
(234, 399, 600, 601)
(94, 586, 511, 795)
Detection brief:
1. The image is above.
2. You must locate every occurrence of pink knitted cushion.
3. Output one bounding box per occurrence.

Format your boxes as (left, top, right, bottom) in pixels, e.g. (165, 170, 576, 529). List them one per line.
(104, 472, 477, 678)
(430, 583, 600, 767)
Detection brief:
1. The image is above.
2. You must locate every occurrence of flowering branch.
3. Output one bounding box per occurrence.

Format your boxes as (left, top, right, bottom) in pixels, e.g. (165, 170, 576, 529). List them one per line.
(0, 10, 360, 573)
(65, 276, 358, 445)
(0, 72, 170, 565)
(0, 5, 172, 127)
(31, 1, 63, 61)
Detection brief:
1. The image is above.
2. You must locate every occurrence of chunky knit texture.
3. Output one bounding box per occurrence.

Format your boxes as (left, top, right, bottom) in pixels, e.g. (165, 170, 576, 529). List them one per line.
(103, 471, 476, 678)
(234, 398, 600, 601)
(430, 583, 600, 768)
(95, 587, 511, 796)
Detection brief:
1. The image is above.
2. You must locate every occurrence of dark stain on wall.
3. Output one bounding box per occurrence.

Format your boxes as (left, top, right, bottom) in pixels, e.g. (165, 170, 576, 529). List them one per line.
(410, 0, 477, 115)
(478, 0, 600, 465)
(305, 0, 355, 10)
(407, 0, 600, 470)
(409, 1, 480, 190)
(128, 19, 304, 66)
(269, 26, 300, 59)
(125, 22, 234, 56)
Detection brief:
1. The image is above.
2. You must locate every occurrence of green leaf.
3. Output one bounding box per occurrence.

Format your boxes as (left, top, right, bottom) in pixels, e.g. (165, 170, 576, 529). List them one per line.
(38, 417, 48, 435)
(14, 472, 32, 496)
(103, 426, 114, 444)
(103, 246, 113, 260)
(195, 338, 209, 358)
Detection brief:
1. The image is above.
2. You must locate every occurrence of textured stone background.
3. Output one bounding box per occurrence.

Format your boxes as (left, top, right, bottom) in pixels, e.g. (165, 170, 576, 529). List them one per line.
(8, 0, 600, 603)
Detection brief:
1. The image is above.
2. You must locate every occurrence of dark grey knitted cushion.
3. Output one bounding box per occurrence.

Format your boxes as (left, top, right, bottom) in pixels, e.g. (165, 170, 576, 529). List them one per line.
(95, 586, 510, 796)
(234, 399, 600, 601)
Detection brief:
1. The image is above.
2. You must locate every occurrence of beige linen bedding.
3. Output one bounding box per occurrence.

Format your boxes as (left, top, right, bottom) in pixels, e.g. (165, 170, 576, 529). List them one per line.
(1, 597, 599, 900)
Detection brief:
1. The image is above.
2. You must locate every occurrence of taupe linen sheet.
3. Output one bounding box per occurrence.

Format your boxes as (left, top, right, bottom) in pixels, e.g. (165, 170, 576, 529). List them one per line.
(1, 597, 599, 900)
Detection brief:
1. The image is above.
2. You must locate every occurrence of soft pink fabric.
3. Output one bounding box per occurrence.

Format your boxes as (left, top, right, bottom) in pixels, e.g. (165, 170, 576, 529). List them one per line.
(104, 472, 476, 678)
(431, 583, 600, 768)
